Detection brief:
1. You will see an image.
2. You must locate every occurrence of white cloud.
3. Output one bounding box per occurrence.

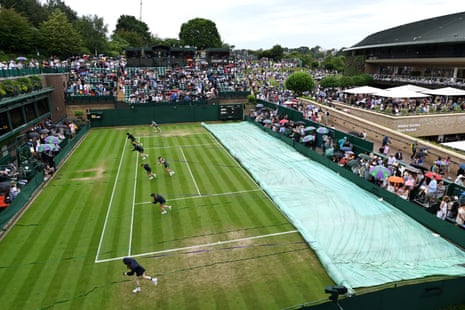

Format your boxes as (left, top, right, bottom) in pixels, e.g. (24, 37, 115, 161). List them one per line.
(41, 0, 465, 49)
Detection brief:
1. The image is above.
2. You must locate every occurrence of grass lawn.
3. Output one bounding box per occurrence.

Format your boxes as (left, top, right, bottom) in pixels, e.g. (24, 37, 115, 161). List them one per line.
(0, 123, 334, 309)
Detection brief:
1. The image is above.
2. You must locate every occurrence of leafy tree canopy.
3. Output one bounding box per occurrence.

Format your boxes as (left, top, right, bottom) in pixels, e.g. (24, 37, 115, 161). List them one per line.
(44, 0, 79, 24)
(322, 55, 345, 72)
(114, 15, 151, 46)
(320, 74, 373, 88)
(319, 75, 340, 89)
(284, 71, 315, 96)
(0, 0, 49, 27)
(107, 34, 130, 57)
(75, 15, 109, 55)
(179, 18, 222, 49)
(0, 8, 34, 53)
(38, 10, 85, 58)
(257, 44, 284, 62)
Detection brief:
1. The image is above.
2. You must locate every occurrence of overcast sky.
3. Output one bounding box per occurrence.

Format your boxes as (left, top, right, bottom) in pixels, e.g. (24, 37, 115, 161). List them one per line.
(46, 0, 465, 50)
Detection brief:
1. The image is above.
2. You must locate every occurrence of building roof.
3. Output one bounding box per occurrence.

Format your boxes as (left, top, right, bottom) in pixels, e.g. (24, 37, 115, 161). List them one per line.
(347, 11, 465, 51)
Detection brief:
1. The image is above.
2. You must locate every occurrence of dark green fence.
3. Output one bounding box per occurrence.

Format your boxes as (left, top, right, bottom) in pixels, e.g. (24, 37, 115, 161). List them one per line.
(297, 277, 465, 310)
(89, 103, 241, 127)
(65, 95, 116, 104)
(0, 67, 71, 78)
(0, 124, 89, 232)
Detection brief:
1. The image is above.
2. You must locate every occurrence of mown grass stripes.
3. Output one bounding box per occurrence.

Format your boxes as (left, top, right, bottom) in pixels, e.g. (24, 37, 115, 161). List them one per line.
(0, 123, 335, 309)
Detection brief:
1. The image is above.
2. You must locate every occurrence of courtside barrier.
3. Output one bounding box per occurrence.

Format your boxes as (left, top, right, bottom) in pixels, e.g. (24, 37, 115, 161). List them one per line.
(0, 124, 89, 235)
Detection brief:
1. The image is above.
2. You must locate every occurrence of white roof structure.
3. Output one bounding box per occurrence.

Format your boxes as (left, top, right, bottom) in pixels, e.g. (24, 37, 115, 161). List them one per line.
(442, 140, 465, 152)
(422, 87, 465, 96)
(373, 88, 430, 98)
(386, 84, 432, 93)
(343, 86, 383, 95)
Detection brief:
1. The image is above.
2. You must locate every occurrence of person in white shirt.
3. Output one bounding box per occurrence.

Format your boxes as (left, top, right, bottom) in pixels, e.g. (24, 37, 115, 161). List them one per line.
(425, 176, 438, 207)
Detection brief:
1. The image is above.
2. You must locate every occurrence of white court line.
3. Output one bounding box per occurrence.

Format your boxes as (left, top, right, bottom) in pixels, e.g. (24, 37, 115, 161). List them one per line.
(94, 137, 129, 262)
(95, 230, 298, 263)
(128, 153, 140, 257)
(179, 146, 201, 196)
(95, 129, 282, 263)
(134, 189, 262, 205)
(209, 133, 263, 189)
(137, 132, 207, 139)
(205, 129, 293, 222)
(143, 142, 218, 150)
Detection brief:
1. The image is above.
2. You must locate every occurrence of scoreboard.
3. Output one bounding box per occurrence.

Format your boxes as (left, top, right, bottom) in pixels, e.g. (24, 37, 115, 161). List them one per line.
(87, 111, 103, 120)
(219, 104, 243, 120)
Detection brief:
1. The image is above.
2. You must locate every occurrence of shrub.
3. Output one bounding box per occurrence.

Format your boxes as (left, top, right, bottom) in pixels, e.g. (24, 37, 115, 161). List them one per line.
(29, 76, 42, 90)
(0, 84, 6, 98)
(17, 77, 33, 93)
(1, 79, 20, 96)
(247, 94, 256, 105)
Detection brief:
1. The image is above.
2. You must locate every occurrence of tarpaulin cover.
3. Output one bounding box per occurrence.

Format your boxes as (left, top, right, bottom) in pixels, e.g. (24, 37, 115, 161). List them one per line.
(203, 121, 465, 290)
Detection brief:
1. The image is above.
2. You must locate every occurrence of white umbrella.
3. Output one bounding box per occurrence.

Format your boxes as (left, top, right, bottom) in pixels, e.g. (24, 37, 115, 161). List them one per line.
(421, 86, 465, 96)
(386, 84, 432, 93)
(343, 86, 382, 95)
(373, 89, 430, 98)
(421, 87, 465, 104)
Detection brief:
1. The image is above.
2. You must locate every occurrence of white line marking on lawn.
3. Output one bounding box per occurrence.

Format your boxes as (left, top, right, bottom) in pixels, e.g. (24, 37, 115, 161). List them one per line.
(94, 137, 128, 262)
(128, 153, 140, 257)
(144, 142, 217, 150)
(210, 134, 260, 187)
(206, 129, 293, 223)
(134, 189, 262, 205)
(95, 230, 298, 263)
(179, 146, 201, 196)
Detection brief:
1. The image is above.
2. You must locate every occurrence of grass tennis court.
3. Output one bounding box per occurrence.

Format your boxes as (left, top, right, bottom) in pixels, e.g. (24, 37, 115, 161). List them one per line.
(0, 123, 333, 309)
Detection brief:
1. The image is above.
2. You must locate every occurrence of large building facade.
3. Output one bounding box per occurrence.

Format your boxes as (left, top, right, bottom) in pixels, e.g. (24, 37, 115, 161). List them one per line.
(344, 12, 465, 88)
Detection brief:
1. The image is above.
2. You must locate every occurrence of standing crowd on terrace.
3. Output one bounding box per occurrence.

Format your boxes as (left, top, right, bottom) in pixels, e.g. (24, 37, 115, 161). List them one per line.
(3, 54, 465, 115)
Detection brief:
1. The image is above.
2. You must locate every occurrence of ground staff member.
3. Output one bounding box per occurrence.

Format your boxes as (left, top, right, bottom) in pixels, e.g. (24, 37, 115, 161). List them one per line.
(122, 257, 158, 293)
(151, 193, 172, 215)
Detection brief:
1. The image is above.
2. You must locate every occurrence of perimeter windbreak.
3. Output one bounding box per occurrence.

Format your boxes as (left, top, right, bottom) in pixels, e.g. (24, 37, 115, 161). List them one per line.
(203, 121, 465, 291)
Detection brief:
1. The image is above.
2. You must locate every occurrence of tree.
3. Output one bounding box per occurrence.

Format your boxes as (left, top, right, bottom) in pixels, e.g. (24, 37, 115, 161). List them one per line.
(107, 34, 130, 57)
(351, 74, 373, 86)
(310, 45, 324, 59)
(179, 18, 222, 49)
(0, 8, 34, 53)
(75, 15, 109, 55)
(44, 0, 78, 24)
(319, 75, 340, 89)
(38, 10, 85, 58)
(270, 44, 284, 62)
(287, 51, 316, 68)
(113, 15, 151, 46)
(0, 0, 49, 27)
(322, 55, 345, 72)
(160, 38, 182, 48)
(284, 71, 315, 96)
